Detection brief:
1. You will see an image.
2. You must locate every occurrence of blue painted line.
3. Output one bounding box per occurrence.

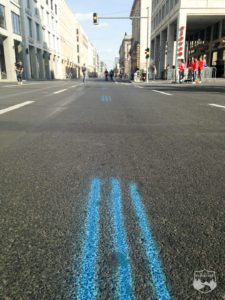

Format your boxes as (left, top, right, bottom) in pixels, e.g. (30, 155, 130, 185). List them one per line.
(129, 183, 171, 300)
(77, 178, 102, 300)
(111, 178, 133, 299)
(101, 95, 112, 102)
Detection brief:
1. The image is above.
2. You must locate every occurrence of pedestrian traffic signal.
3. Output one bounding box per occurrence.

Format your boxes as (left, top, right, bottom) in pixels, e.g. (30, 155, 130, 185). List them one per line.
(93, 13, 98, 25)
(145, 48, 150, 59)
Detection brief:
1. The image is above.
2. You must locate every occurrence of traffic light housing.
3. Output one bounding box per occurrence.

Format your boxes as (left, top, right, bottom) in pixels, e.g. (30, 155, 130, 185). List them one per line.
(93, 13, 98, 25)
(145, 48, 150, 59)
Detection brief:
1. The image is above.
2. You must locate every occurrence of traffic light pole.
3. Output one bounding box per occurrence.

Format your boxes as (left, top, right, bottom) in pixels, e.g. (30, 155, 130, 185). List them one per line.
(94, 14, 151, 82)
(146, 7, 150, 83)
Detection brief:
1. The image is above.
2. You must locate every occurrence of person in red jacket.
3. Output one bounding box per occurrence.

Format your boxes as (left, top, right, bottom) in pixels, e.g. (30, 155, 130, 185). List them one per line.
(178, 59, 185, 83)
(198, 57, 205, 82)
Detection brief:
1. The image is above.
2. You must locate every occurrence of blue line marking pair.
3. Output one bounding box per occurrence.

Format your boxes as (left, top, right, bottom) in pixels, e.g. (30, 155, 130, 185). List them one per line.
(77, 178, 171, 300)
(101, 95, 112, 102)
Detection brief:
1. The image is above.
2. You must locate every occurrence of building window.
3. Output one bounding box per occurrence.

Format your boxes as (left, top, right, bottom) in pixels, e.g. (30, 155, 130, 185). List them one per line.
(162, 5, 165, 19)
(41, 6, 44, 20)
(77, 56, 80, 63)
(170, 0, 174, 10)
(28, 17, 32, 37)
(0, 4, 6, 29)
(222, 19, 225, 37)
(55, 4, 57, 15)
(11, 12, 21, 35)
(53, 35, 55, 49)
(27, 0, 30, 9)
(77, 45, 79, 53)
(213, 22, 220, 40)
(76, 28, 79, 35)
(46, 0, 48, 5)
(36, 23, 40, 41)
(46, 12, 49, 25)
(48, 31, 51, 47)
(43, 28, 46, 42)
(51, 0, 53, 10)
(56, 37, 59, 51)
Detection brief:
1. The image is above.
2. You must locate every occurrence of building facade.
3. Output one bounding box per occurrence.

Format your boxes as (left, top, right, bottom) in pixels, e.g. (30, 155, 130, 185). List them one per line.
(20, 0, 61, 80)
(0, 0, 103, 82)
(151, 0, 225, 77)
(130, 0, 152, 77)
(59, 0, 79, 79)
(119, 32, 132, 78)
(0, 0, 22, 81)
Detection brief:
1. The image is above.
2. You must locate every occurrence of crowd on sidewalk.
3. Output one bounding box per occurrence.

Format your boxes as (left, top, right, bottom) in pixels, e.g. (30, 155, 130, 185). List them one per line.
(178, 57, 207, 84)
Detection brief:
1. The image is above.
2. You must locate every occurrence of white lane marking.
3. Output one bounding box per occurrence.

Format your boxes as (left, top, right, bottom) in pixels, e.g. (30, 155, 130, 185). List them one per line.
(135, 86, 144, 89)
(209, 103, 225, 109)
(0, 101, 34, 115)
(2, 85, 19, 87)
(71, 85, 77, 88)
(53, 89, 67, 94)
(115, 82, 119, 85)
(152, 90, 172, 96)
(2, 82, 43, 87)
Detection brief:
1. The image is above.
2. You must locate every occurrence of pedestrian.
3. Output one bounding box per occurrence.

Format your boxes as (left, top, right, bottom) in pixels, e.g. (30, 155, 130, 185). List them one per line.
(198, 57, 205, 83)
(152, 64, 157, 80)
(104, 69, 109, 81)
(187, 59, 193, 82)
(178, 59, 185, 83)
(166, 64, 170, 80)
(192, 58, 199, 83)
(82, 64, 87, 83)
(15, 61, 23, 85)
(109, 69, 114, 81)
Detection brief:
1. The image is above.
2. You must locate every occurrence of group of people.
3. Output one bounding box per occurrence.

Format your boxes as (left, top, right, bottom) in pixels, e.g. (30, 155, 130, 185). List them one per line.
(81, 64, 115, 83)
(178, 57, 207, 83)
(104, 69, 114, 81)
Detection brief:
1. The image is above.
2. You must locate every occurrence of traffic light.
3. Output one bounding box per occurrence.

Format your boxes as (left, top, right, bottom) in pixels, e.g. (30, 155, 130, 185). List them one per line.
(145, 48, 150, 59)
(93, 13, 98, 25)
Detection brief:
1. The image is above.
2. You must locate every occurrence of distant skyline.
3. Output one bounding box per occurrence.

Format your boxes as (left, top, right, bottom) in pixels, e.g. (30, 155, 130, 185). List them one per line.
(66, 0, 134, 69)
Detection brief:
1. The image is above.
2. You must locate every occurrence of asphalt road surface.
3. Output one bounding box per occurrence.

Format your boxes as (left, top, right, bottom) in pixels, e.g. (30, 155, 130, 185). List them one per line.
(0, 79, 225, 300)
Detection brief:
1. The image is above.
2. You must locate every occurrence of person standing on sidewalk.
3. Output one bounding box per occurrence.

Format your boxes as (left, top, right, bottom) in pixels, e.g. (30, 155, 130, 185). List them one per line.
(82, 64, 87, 83)
(152, 64, 157, 80)
(192, 58, 199, 83)
(15, 61, 24, 85)
(178, 59, 185, 83)
(198, 57, 205, 83)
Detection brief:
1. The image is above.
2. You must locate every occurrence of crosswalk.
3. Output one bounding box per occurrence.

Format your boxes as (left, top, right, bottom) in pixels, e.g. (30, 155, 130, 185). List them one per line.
(76, 178, 171, 300)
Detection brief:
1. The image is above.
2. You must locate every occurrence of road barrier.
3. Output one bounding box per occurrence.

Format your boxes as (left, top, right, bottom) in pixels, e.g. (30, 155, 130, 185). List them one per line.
(165, 67, 217, 83)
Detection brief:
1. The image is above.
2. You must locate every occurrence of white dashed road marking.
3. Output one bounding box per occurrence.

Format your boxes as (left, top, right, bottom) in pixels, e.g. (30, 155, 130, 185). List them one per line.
(0, 101, 34, 115)
(152, 90, 172, 96)
(209, 104, 225, 109)
(53, 89, 67, 94)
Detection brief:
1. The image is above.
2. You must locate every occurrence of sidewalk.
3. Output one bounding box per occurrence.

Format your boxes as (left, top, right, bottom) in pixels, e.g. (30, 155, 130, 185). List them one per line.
(131, 77, 225, 88)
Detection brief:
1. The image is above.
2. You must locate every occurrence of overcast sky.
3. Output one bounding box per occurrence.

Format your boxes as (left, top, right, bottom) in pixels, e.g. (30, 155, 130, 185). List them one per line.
(66, 0, 134, 69)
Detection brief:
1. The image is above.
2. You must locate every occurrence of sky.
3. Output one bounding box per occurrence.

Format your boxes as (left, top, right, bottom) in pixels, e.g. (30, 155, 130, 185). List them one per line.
(66, 0, 134, 69)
